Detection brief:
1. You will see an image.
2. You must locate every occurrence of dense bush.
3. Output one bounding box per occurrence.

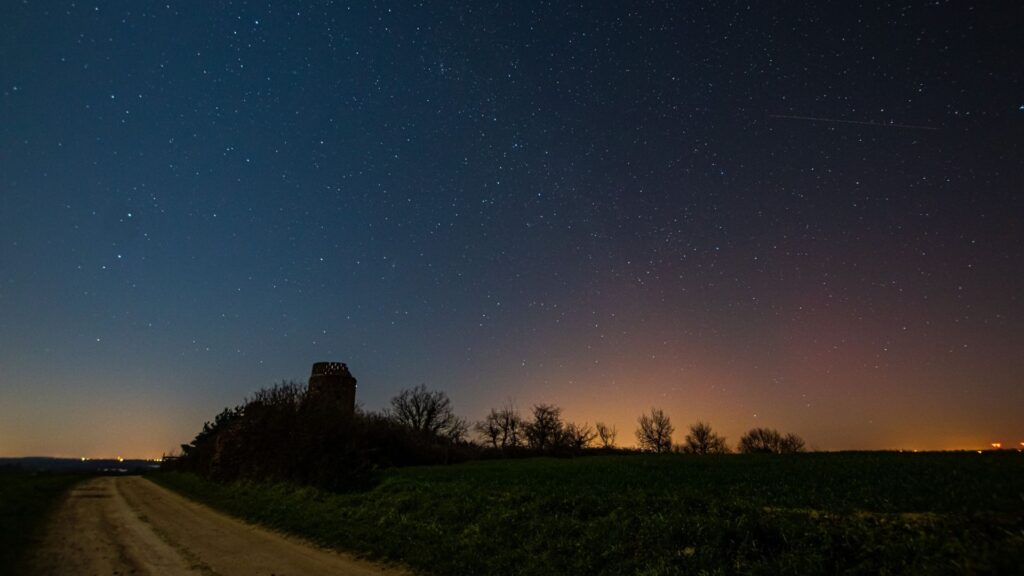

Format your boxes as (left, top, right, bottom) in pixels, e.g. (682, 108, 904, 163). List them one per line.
(172, 381, 477, 491)
(680, 421, 731, 454)
(738, 427, 806, 454)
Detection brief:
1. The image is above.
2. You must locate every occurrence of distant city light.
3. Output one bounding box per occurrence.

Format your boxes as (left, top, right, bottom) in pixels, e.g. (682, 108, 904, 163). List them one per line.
(991, 442, 1002, 449)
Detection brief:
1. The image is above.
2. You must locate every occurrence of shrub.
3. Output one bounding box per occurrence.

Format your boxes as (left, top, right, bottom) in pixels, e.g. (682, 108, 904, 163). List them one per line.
(738, 427, 806, 454)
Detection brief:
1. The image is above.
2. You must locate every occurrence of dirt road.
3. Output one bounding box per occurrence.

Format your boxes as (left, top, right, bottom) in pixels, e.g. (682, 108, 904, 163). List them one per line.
(30, 476, 412, 576)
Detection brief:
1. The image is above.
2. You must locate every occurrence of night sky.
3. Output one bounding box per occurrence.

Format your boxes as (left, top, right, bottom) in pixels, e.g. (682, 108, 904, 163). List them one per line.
(2, 2, 1021, 458)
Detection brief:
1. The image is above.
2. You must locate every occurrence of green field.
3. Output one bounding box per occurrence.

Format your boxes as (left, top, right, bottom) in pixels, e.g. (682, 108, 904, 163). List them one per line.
(0, 469, 83, 573)
(154, 452, 1024, 575)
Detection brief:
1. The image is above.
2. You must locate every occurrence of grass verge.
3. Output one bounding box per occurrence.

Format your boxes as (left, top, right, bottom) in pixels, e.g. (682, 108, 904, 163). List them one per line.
(0, 469, 84, 573)
(153, 452, 1024, 575)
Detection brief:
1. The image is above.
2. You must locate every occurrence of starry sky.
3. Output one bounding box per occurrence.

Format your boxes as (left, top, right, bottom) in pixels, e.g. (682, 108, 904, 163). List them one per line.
(2, 2, 1021, 458)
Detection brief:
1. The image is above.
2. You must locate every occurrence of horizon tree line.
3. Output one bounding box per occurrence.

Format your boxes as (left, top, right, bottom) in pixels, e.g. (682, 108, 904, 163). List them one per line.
(407, 383, 806, 455)
(173, 381, 806, 490)
(362, 383, 806, 455)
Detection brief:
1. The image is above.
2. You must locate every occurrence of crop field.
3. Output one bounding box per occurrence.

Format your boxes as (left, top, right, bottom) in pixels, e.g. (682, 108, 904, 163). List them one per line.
(0, 469, 84, 573)
(154, 452, 1024, 575)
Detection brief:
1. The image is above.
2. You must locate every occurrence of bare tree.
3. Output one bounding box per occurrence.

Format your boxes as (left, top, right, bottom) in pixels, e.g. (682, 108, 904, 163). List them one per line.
(595, 422, 617, 449)
(475, 409, 503, 449)
(498, 404, 525, 449)
(475, 404, 526, 449)
(683, 421, 730, 454)
(525, 404, 564, 451)
(636, 408, 674, 453)
(388, 384, 467, 441)
(563, 422, 597, 450)
(738, 428, 806, 454)
(780, 432, 806, 453)
(446, 416, 469, 442)
(738, 427, 781, 453)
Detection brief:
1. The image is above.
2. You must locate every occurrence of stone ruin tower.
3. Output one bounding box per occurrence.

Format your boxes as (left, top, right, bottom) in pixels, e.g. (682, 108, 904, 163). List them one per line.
(307, 361, 357, 416)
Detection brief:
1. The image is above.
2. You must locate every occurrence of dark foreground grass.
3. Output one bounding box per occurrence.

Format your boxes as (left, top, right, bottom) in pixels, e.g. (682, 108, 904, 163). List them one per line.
(0, 469, 84, 573)
(153, 452, 1024, 575)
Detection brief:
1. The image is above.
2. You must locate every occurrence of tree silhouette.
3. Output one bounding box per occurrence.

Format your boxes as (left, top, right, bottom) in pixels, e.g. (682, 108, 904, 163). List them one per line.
(525, 404, 564, 451)
(475, 404, 525, 450)
(636, 408, 674, 453)
(780, 432, 806, 453)
(475, 409, 503, 449)
(497, 404, 525, 449)
(595, 422, 617, 449)
(682, 421, 730, 454)
(739, 428, 780, 453)
(738, 427, 806, 454)
(563, 422, 597, 450)
(388, 384, 467, 441)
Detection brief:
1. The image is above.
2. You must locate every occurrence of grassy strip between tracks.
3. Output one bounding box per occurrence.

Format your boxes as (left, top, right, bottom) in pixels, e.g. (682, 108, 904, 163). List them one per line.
(152, 452, 1024, 575)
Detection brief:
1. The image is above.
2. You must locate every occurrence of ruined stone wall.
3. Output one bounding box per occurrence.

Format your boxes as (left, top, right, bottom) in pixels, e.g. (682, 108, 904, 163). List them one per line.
(307, 361, 357, 415)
